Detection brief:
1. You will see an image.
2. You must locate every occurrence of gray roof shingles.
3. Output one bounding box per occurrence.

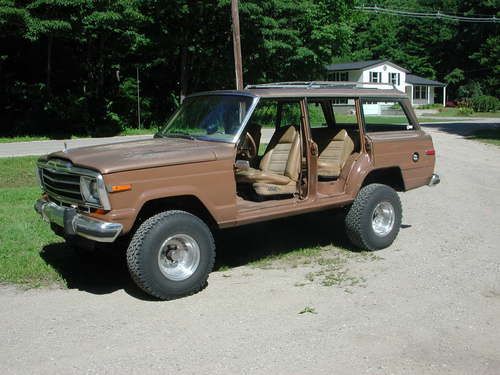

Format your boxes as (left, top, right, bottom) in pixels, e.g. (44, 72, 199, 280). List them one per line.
(405, 74, 446, 87)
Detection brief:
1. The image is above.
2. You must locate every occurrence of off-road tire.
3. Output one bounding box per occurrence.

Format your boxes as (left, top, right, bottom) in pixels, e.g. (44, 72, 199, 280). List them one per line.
(345, 183, 402, 251)
(126, 210, 215, 300)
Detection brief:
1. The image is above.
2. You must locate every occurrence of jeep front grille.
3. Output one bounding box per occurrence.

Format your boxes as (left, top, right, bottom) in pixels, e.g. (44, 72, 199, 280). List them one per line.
(40, 168, 84, 205)
(37, 158, 106, 208)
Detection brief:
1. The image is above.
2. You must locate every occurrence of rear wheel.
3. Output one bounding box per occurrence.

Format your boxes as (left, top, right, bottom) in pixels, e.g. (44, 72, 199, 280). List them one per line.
(345, 183, 402, 251)
(126, 210, 215, 300)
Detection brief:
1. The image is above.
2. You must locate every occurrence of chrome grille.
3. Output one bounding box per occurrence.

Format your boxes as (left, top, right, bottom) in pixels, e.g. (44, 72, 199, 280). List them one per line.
(40, 168, 84, 204)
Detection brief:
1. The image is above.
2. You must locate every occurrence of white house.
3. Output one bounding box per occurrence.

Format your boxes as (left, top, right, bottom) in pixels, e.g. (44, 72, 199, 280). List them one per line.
(325, 60, 447, 107)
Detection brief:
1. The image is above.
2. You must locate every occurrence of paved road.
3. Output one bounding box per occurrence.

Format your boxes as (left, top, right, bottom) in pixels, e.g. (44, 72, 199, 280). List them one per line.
(0, 118, 498, 157)
(0, 135, 152, 157)
(1, 121, 500, 374)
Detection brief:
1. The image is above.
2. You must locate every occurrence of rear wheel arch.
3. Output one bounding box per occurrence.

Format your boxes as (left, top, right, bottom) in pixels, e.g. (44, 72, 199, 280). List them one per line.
(361, 167, 406, 192)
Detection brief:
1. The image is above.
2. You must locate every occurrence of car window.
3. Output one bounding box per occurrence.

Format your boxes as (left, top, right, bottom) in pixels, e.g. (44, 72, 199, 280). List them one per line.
(159, 95, 254, 142)
(362, 100, 414, 132)
(308, 102, 328, 128)
(250, 99, 277, 128)
(332, 98, 357, 126)
(280, 102, 302, 128)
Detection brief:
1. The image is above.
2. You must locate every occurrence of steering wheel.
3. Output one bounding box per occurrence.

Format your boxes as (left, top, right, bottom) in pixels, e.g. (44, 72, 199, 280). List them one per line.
(237, 132, 257, 160)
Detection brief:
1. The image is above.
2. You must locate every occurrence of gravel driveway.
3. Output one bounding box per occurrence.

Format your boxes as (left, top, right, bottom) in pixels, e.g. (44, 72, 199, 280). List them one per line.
(1, 123, 499, 374)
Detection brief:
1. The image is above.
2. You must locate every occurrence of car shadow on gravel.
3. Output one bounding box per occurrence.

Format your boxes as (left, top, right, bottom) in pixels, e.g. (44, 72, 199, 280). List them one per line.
(213, 209, 357, 270)
(40, 243, 155, 300)
(39, 209, 362, 300)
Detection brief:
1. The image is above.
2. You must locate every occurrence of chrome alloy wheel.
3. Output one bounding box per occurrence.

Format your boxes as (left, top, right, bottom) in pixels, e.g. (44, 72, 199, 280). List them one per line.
(157, 234, 200, 281)
(371, 201, 395, 237)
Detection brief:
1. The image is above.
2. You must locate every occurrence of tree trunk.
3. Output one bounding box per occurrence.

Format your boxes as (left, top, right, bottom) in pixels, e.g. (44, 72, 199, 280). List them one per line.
(47, 34, 53, 97)
(180, 46, 189, 103)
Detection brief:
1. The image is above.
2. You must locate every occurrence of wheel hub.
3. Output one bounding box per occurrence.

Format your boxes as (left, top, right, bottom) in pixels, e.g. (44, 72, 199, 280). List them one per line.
(371, 201, 395, 237)
(158, 234, 200, 281)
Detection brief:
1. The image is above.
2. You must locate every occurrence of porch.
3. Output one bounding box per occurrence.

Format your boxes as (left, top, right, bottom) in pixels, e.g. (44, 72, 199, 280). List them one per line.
(405, 74, 447, 107)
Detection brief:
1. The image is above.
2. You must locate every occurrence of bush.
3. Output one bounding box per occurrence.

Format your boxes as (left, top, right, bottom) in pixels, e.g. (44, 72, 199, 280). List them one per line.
(471, 95, 499, 113)
(458, 107, 474, 116)
(458, 81, 483, 100)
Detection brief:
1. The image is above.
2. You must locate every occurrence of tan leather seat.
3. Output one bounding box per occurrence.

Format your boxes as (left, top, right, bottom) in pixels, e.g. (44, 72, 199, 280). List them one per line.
(316, 129, 354, 178)
(236, 126, 301, 195)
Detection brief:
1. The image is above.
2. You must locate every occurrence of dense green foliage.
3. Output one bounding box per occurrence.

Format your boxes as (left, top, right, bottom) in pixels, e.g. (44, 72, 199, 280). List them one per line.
(0, 0, 498, 137)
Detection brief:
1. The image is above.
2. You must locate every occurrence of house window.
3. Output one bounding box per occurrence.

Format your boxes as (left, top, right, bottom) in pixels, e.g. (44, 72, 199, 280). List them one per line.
(332, 98, 348, 105)
(369, 72, 381, 83)
(414, 85, 427, 100)
(330, 71, 348, 81)
(389, 73, 400, 86)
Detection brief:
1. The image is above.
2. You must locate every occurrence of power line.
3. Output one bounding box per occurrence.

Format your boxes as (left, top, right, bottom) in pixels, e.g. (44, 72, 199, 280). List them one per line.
(356, 5, 499, 23)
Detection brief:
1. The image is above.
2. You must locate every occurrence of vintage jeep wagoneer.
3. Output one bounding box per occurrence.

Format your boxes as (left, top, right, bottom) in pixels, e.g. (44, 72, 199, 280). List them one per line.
(35, 82, 440, 299)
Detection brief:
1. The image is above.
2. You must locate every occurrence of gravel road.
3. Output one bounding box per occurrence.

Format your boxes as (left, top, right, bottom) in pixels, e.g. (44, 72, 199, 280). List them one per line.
(1, 122, 499, 374)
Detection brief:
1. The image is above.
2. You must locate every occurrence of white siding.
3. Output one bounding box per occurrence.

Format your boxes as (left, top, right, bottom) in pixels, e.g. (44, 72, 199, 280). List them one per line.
(361, 63, 406, 92)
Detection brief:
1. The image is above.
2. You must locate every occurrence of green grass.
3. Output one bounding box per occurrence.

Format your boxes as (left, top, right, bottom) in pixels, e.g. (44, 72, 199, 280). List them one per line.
(469, 128, 500, 146)
(0, 156, 63, 285)
(0, 156, 39, 188)
(0, 135, 50, 143)
(119, 127, 157, 136)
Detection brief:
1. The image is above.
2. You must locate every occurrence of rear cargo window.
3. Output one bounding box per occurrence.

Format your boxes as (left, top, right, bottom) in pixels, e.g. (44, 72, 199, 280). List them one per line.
(362, 101, 415, 132)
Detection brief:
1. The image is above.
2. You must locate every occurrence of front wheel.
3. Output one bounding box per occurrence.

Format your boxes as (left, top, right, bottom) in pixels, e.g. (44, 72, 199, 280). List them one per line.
(126, 210, 215, 300)
(345, 183, 402, 251)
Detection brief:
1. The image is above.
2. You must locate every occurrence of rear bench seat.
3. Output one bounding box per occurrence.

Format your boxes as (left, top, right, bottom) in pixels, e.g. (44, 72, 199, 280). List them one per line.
(311, 128, 356, 179)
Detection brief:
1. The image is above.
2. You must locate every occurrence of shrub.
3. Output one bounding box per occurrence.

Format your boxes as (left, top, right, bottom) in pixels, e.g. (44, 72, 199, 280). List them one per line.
(471, 95, 499, 112)
(458, 107, 474, 116)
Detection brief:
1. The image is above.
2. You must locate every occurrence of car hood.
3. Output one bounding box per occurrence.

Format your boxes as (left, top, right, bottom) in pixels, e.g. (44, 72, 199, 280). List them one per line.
(45, 137, 235, 174)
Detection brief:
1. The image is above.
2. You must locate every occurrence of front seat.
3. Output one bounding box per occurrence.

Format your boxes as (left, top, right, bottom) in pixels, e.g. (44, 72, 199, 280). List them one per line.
(316, 129, 354, 179)
(236, 125, 301, 196)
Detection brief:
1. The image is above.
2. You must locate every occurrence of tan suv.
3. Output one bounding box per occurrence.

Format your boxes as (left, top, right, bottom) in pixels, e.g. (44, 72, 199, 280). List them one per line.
(35, 82, 439, 299)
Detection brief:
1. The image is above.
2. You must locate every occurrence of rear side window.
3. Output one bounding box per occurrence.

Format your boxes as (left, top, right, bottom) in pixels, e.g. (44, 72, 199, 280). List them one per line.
(362, 101, 415, 132)
(333, 99, 357, 126)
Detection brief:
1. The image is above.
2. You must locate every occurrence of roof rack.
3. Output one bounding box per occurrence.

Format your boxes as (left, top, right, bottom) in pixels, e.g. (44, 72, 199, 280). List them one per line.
(245, 81, 397, 90)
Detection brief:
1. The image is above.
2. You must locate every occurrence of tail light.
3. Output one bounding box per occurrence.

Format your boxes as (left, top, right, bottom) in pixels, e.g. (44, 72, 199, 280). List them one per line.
(425, 149, 435, 156)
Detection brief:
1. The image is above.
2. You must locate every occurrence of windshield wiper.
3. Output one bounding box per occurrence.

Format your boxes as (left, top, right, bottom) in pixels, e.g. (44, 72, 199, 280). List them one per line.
(164, 132, 196, 140)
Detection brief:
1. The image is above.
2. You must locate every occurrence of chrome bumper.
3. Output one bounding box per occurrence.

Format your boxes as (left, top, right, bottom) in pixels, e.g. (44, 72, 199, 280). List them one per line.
(34, 199, 122, 243)
(428, 173, 440, 187)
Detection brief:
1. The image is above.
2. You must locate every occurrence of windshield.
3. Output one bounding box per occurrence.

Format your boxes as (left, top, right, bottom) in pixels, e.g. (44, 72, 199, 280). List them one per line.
(158, 94, 255, 142)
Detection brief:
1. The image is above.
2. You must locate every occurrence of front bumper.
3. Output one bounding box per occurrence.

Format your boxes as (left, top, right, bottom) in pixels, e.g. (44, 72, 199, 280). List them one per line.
(428, 173, 440, 187)
(34, 199, 122, 243)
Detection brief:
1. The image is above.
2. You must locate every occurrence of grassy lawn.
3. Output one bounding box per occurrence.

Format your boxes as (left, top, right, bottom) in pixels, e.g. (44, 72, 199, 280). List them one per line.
(0, 156, 63, 285)
(0, 135, 51, 143)
(469, 128, 500, 147)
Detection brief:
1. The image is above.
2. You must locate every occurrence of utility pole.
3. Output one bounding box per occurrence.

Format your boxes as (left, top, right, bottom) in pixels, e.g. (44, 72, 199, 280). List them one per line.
(231, 0, 243, 90)
(136, 67, 141, 129)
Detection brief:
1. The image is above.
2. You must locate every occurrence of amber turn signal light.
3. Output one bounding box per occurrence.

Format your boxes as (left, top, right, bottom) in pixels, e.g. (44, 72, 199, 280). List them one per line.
(110, 184, 132, 193)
